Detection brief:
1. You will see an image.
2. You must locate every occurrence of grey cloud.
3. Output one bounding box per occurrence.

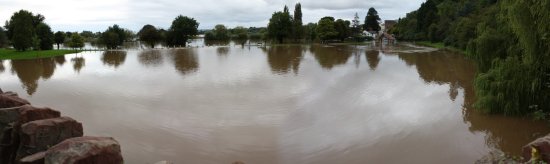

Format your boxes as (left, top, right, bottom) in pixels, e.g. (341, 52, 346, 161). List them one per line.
(0, 0, 423, 32)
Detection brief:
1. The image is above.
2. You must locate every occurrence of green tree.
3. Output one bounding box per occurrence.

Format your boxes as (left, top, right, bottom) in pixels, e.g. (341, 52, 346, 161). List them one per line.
(5, 10, 35, 51)
(80, 31, 95, 38)
(209, 24, 230, 40)
(36, 23, 54, 50)
(54, 31, 65, 49)
(292, 3, 303, 41)
(67, 33, 84, 49)
(416, 0, 438, 40)
(351, 12, 362, 36)
(101, 31, 120, 49)
(304, 23, 317, 41)
(364, 7, 381, 32)
(232, 26, 248, 45)
(316, 17, 337, 43)
(0, 27, 8, 48)
(166, 15, 199, 47)
(334, 19, 351, 41)
(267, 7, 292, 44)
(100, 25, 130, 49)
(138, 24, 161, 48)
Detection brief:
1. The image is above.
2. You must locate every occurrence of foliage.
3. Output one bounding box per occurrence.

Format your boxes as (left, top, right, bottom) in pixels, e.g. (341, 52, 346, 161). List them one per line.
(205, 24, 230, 40)
(36, 23, 54, 50)
(99, 25, 125, 49)
(232, 26, 248, 45)
(0, 27, 8, 48)
(5, 10, 35, 51)
(165, 15, 199, 47)
(351, 12, 362, 36)
(316, 17, 337, 42)
(54, 31, 65, 49)
(138, 24, 161, 48)
(304, 23, 317, 41)
(364, 7, 381, 32)
(334, 19, 351, 41)
(267, 7, 292, 44)
(394, 0, 550, 116)
(101, 31, 120, 49)
(67, 33, 84, 49)
(292, 3, 303, 41)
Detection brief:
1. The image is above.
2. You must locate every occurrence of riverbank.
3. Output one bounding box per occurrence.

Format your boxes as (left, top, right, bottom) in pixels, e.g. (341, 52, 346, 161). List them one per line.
(0, 49, 81, 60)
(415, 41, 467, 54)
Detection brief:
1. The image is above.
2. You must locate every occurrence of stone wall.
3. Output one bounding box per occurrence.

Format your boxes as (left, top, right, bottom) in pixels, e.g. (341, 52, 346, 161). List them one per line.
(0, 89, 123, 164)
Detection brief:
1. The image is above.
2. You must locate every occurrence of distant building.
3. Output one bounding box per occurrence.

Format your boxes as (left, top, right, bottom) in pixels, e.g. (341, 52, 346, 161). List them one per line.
(384, 20, 398, 32)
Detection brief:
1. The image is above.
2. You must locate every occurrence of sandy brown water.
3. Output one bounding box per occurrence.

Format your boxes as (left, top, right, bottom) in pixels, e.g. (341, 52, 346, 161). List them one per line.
(1, 43, 548, 163)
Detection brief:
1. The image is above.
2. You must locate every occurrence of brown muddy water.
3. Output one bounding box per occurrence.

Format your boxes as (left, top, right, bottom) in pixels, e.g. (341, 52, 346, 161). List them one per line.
(0, 43, 549, 163)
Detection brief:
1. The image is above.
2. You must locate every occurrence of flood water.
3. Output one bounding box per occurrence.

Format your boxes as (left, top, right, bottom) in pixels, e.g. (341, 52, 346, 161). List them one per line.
(1, 43, 549, 163)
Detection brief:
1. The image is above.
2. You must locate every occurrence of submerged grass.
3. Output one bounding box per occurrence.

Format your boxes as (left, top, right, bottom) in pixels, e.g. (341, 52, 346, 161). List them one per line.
(0, 49, 81, 60)
(416, 41, 468, 54)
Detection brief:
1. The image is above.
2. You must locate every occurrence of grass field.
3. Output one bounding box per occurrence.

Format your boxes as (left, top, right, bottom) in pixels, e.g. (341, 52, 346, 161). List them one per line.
(0, 49, 81, 60)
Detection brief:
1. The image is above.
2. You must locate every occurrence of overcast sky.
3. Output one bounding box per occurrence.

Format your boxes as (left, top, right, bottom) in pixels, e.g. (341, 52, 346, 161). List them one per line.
(0, 0, 424, 32)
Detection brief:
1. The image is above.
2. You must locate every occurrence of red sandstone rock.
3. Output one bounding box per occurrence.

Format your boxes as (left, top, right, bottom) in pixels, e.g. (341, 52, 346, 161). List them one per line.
(17, 105, 61, 125)
(0, 94, 30, 108)
(0, 105, 61, 163)
(45, 136, 123, 164)
(16, 117, 83, 161)
(19, 151, 45, 164)
(523, 134, 550, 163)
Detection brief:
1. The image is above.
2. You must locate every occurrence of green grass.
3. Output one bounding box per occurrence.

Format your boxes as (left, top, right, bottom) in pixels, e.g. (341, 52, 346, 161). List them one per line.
(0, 49, 81, 60)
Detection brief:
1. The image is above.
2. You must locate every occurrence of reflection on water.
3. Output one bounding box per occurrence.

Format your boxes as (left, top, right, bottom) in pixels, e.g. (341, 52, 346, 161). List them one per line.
(54, 56, 66, 66)
(1, 43, 549, 164)
(71, 57, 85, 73)
(310, 45, 353, 69)
(264, 45, 304, 74)
(138, 50, 163, 67)
(9, 58, 58, 95)
(169, 48, 198, 75)
(217, 47, 229, 57)
(0, 60, 4, 72)
(366, 50, 380, 70)
(102, 51, 127, 68)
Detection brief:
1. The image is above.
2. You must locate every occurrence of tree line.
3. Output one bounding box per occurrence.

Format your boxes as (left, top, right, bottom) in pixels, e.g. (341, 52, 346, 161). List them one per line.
(391, 0, 550, 116)
(0, 10, 199, 51)
(202, 4, 383, 44)
(0, 4, 385, 51)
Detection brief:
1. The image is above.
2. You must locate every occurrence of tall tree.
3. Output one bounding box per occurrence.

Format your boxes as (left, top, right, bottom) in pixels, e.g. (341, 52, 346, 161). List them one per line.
(0, 27, 8, 48)
(364, 7, 381, 32)
(54, 31, 65, 50)
(292, 3, 303, 41)
(5, 10, 35, 51)
(351, 12, 362, 35)
(416, 0, 438, 40)
(166, 15, 199, 47)
(267, 6, 292, 44)
(334, 19, 351, 41)
(316, 17, 337, 43)
(36, 23, 54, 50)
(138, 24, 161, 48)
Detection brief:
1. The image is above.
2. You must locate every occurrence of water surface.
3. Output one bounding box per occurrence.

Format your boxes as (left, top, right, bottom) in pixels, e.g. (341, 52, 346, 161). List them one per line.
(0, 43, 548, 163)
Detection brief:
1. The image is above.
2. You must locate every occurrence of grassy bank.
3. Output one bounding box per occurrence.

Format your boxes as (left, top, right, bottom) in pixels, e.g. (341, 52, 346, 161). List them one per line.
(0, 49, 81, 60)
(415, 41, 467, 54)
